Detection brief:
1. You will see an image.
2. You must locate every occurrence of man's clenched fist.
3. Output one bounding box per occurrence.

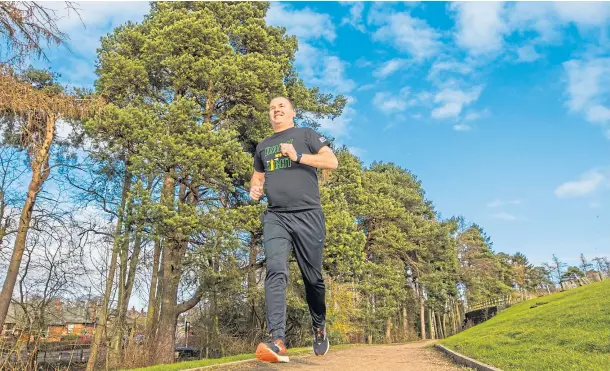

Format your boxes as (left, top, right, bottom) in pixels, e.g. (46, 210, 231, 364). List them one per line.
(280, 143, 297, 161)
(250, 185, 263, 201)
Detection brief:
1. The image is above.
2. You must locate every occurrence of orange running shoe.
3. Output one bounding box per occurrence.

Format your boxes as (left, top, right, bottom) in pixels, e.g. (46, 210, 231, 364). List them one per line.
(255, 338, 289, 363)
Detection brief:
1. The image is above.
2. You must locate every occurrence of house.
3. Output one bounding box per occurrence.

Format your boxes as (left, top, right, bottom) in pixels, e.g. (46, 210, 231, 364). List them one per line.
(44, 299, 98, 341)
(0, 298, 99, 343)
(1, 304, 27, 343)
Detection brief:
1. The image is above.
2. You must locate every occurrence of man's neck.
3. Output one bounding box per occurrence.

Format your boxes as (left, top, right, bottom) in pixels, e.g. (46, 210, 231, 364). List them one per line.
(273, 122, 295, 133)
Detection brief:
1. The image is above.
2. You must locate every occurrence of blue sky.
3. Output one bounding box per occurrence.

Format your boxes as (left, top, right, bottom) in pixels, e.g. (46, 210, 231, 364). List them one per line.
(34, 1, 609, 268)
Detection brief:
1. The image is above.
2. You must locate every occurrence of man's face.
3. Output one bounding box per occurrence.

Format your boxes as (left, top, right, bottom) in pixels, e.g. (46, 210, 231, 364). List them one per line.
(269, 97, 295, 127)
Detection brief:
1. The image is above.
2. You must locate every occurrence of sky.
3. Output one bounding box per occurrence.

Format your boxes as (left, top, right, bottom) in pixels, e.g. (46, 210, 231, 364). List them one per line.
(31, 1, 610, 268)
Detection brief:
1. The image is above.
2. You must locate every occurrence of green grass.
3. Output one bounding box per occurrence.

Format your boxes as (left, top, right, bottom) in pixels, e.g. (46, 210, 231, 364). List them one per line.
(440, 279, 610, 371)
(123, 344, 358, 371)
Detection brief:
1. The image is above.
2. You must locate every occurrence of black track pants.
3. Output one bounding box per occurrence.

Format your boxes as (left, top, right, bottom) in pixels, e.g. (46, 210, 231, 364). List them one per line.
(262, 208, 326, 341)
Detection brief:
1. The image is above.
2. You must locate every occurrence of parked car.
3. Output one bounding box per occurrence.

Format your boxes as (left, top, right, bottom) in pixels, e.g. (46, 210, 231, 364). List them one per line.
(174, 346, 200, 360)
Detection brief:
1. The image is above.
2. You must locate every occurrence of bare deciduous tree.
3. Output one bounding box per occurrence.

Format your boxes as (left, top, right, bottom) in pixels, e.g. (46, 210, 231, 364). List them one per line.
(0, 68, 102, 330)
(0, 1, 81, 66)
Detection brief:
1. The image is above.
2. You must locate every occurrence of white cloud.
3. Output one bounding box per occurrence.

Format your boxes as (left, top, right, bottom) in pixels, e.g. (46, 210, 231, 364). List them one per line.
(55, 119, 73, 141)
(373, 92, 409, 113)
(431, 85, 483, 120)
(516, 45, 542, 63)
(464, 108, 490, 122)
(373, 58, 410, 79)
(554, 169, 608, 198)
(317, 96, 357, 139)
(56, 57, 98, 87)
(53, 2, 150, 56)
(506, 2, 610, 51)
(487, 199, 523, 208)
(340, 2, 366, 32)
(372, 12, 442, 61)
(266, 3, 356, 138)
(319, 56, 356, 93)
(507, 2, 563, 44)
(453, 124, 471, 131)
(451, 2, 610, 60)
(57, 2, 149, 32)
(491, 212, 518, 221)
(427, 59, 474, 82)
(30, 2, 149, 87)
(372, 83, 485, 129)
(586, 105, 610, 126)
(294, 43, 355, 94)
(366, 2, 394, 27)
(356, 58, 373, 68)
(372, 87, 425, 116)
(347, 146, 366, 158)
(357, 84, 375, 92)
(449, 2, 508, 56)
(552, 2, 610, 28)
(268, 5, 354, 95)
(563, 58, 610, 137)
(563, 58, 610, 112)
(266, 3, 336, 42)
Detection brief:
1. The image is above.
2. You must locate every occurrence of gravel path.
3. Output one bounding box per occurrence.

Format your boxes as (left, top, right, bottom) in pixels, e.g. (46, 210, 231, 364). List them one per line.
(199, 341, 467, 371)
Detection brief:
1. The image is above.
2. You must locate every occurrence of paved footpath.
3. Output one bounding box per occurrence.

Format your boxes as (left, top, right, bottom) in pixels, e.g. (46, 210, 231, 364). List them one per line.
(200, 341, 468, 371)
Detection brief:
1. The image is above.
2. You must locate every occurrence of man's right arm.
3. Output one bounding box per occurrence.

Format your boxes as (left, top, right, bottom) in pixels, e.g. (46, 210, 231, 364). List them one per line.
(249, 171, 265, 200)
(250, 146, 266, 201)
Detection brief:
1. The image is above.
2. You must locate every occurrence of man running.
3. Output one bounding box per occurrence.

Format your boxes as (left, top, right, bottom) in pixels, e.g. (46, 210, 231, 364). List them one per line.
(249, 96, 338, 363)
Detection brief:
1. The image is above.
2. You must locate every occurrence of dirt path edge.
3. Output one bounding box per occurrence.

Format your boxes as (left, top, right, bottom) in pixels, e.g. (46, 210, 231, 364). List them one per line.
(183, 358, 258, 371)
(434, 344, 503, 371)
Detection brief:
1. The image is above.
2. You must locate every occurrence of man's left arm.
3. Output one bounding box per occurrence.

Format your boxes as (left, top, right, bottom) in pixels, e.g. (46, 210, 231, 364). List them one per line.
(299, 146, 338, 169)
(280, 144, 338, 169)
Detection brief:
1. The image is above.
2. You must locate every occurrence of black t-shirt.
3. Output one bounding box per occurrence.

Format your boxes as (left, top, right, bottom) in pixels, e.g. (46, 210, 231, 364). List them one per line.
(253, 127, 331, 211)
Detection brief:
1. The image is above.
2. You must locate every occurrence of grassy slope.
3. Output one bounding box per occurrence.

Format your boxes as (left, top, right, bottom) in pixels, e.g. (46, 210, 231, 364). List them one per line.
(123, 344, 358, 371)
(441, 279, 610, 371)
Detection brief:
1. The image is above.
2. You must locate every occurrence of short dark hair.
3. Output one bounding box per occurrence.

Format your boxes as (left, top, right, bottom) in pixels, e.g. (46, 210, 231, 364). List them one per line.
(270, 96, 294, 110)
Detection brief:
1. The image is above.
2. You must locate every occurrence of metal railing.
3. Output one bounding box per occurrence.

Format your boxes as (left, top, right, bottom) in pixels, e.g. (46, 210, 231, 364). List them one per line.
(467, 295, 514, 312)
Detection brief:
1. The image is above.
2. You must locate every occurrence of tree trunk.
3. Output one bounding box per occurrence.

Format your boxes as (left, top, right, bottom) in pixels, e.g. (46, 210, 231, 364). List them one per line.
(145, 237, 161, 346)
(419, 285, 426, 340)
(112, 227, 143, 361)
(146, 171, 173, 359)
(154, 241, 180, 364)
(367, 293, 374, 344)
(433, 312, 438, 339)
(385, 317, 392, 343)
(86, 170, 132, 371)
(0, 113, 55, 329)
(436, 312, 445, 339)
(123, 228, 143, 323)
(152, 182, 204, 364)
(212, 281, 223, 357)
(247, 232, 259, 334)
(112, 178, 149, 361)
(402, 306, 409, 341)
(428, 309, 435, 340)
(451, 300, 457, 336)
(0, 190, 8, 247)
(454, 301, 461, 331)
(111, 198, 133, 362)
